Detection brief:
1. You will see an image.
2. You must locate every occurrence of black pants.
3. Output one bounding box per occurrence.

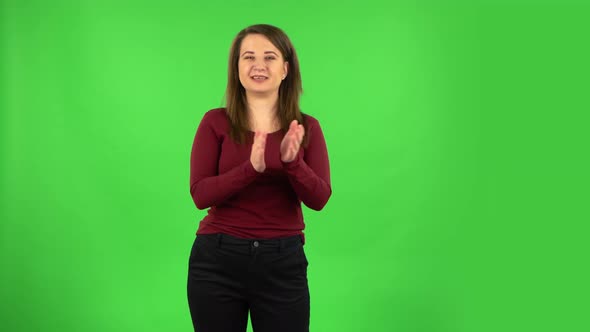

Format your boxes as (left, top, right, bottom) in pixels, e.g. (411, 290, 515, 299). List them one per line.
(187, 233, 310, 332)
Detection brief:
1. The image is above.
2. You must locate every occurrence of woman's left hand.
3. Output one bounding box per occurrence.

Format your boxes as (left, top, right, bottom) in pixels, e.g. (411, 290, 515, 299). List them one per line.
(280, 120, 305, 163)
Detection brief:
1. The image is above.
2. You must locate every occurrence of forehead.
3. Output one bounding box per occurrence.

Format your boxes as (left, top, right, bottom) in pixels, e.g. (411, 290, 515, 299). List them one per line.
(240, 34, 281, 54)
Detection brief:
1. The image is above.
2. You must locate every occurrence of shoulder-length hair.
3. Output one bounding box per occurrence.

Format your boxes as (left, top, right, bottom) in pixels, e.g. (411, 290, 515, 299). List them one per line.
(225, 24, 308, 146)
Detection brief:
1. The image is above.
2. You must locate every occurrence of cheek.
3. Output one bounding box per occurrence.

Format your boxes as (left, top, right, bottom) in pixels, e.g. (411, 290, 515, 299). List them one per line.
(237, 66, 247, 85)
(272, 64, 285, 75)
(238, 62, 249, 75)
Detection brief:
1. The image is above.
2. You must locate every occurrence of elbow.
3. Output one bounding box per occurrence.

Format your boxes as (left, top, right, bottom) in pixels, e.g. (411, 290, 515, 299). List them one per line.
(192, 192, 210, 210)
(194, 199, 209, 210)
(192, 196, 210, 210)
(308, 202, 326, 211)
(190, 184, 210, 210)
(306, 188, 332, 211)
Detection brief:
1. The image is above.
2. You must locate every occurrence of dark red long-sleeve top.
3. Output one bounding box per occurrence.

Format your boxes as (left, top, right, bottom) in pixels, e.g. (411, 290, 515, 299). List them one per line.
(189, 108, 332, 239)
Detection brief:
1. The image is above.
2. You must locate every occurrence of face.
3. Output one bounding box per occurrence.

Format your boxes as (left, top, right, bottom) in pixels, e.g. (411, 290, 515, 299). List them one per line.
(238, 34, 288, 96)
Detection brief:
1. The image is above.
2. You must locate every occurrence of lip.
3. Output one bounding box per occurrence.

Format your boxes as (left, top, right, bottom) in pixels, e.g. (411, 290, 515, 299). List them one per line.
(250, 75, 268, 83)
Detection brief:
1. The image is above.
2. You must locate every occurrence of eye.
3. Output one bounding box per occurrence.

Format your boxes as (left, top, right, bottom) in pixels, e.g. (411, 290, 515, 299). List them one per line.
(265, 56, 276, 60)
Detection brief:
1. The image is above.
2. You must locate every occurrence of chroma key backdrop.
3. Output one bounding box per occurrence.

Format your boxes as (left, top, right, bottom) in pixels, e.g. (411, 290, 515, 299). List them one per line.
(1, 0, 589, 331)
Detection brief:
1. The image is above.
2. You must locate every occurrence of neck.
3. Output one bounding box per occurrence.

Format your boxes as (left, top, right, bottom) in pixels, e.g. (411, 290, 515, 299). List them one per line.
(246, 91, 279, 115)
(245, 92, 280, 132)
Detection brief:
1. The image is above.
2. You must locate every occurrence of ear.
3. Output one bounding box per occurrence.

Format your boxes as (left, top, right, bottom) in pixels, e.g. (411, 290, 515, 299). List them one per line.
(283, 61, 289, 78)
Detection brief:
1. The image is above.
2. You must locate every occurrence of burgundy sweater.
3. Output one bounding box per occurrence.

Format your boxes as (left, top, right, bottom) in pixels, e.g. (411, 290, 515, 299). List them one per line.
(189, 108, 332, 239)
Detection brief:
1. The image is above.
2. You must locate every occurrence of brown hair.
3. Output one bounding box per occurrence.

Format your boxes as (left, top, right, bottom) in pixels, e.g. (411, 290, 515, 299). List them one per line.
(225, 24, 308, 146)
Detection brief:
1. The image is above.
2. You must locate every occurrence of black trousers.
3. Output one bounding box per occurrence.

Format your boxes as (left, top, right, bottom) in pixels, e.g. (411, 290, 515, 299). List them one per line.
(187, 233, 310, 332)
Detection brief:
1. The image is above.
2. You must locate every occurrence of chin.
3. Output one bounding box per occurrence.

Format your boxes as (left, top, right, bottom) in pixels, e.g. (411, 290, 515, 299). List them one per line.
(246, 87, 278, 95)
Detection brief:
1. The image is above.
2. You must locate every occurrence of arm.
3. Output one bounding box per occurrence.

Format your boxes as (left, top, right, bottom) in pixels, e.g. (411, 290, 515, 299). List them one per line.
(189, 112, 260, 210)
(282, 119, 332, 211)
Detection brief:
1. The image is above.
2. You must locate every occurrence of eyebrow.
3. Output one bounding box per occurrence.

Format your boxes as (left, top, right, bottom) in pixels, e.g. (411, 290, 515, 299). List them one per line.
(240, 51, 279, 57)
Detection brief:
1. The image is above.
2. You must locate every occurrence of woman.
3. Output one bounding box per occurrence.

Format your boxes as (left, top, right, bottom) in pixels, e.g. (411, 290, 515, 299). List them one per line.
(188, 24, 331, 332)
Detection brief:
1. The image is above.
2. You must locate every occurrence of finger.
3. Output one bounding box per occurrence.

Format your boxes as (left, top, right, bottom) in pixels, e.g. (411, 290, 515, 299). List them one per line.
(255, 133, 266, 151)
(261, 133, 267, 146)
(296, 127, 304, 143)
(256, 133, 263, 148)
(291, 131, 301, 145)
(286, 124, 297, 136)
(291, 140, 299, 153)
(287, 147, 295, 161)
(284, 133, 295, 145)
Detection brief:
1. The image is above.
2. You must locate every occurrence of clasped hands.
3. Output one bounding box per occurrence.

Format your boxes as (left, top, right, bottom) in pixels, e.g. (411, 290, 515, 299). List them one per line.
(250, 120, 304, 173)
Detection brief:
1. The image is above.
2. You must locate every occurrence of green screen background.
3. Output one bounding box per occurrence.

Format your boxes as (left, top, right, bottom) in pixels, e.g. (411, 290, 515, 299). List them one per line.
(1, 0, 589, 331)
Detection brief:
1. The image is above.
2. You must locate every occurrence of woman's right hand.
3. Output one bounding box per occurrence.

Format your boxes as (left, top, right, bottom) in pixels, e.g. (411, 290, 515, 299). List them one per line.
(250, 132, 267, 173)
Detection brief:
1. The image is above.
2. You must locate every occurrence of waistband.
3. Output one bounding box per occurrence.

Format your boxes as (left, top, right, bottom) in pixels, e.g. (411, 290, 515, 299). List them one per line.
(198, 233, 304, 252)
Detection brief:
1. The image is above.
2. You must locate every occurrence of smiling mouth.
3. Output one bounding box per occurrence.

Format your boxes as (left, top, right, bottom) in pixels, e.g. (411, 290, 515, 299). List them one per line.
(251, 76, 268, 81)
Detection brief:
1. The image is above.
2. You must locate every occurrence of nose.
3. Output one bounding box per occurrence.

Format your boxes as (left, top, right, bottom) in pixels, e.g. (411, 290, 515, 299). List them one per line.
(252, 59, 266, 71)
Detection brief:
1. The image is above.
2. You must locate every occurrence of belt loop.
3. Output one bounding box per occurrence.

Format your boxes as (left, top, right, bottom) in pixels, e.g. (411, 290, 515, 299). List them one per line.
(217, 234, 222, 248)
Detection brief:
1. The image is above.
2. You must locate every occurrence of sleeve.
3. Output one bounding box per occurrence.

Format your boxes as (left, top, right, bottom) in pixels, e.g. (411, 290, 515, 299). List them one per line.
(189, 111, 261, 210)
(281, 118, 332, 211)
